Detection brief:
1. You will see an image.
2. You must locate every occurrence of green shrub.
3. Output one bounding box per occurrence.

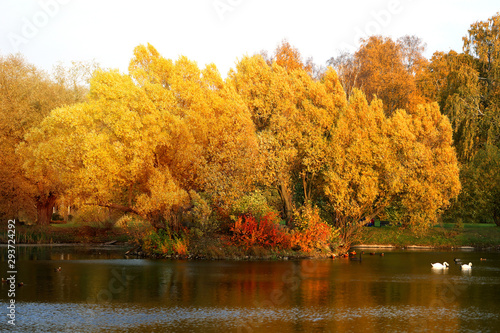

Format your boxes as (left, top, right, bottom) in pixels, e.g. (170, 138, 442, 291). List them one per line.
(231, 190, 278, 221)
(141, 228, 189, 256)
(187, 191, 219, 235)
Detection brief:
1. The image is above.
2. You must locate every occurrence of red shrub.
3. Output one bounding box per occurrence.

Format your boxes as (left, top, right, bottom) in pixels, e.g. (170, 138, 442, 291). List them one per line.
(290, 220, 333, 253)
(290, 205, 338, 253)
(229, 213, 290, 250)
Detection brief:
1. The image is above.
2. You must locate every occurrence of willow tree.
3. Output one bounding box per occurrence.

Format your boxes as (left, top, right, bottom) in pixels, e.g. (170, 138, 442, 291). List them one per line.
(419, 50, 482, 162)
(420, 13, 500, 225)
(457, 145, 500, 225)
(462, 12, 500, 153)
(22, 44, 258, 230)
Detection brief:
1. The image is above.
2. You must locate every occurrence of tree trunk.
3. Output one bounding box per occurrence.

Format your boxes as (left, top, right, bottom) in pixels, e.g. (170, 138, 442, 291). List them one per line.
(494, 212, 500, 227)
(36, 193, 57, 226)
(302, 173, 309, 204)
(493, 205, 500, 227)
(277, 175, 294, 224)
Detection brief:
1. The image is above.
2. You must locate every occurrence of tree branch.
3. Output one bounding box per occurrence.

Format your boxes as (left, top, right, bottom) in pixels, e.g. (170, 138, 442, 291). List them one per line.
(84, 202, 141, 216)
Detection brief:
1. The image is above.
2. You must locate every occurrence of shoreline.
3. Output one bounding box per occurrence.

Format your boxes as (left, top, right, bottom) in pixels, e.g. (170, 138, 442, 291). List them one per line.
(352, 244, 497, 251)
(2, 242, 499, 261)
(1, 223, 499, 259)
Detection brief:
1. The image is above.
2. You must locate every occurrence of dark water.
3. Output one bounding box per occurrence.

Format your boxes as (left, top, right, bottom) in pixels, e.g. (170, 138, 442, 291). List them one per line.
(1, 246, 499, 332)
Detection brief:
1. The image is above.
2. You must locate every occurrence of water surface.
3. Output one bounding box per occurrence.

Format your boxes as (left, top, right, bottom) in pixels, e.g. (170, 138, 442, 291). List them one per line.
(1, 246, 499, 332)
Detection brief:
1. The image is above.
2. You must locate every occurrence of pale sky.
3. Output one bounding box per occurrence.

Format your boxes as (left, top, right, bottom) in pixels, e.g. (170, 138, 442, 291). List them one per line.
(1, 0, 499, 77)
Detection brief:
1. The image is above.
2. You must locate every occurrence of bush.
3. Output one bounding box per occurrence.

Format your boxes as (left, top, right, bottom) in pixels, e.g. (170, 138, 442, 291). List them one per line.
(71, 205, 122, 226)
(51, 213, 64, 221)
(290, 205, 339, 253)
(141, 228, 189, 256)
(231, 191, 278, 222)
(228, 213, 290, 250)
(187, 191, 219, 235)
(454, 218, 465, 230)
(116, 214, 151, 245)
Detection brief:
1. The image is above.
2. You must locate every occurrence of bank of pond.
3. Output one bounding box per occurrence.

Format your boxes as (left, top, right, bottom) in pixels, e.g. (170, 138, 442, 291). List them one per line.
(1, 222, 499, 261)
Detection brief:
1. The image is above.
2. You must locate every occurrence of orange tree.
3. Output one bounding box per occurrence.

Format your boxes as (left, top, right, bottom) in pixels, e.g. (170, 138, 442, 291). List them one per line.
(329, 35, 427, 115)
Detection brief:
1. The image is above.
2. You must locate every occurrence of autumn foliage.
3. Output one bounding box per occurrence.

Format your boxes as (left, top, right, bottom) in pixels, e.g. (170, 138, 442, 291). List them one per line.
(290, 206, 338, 253)
(141, 228, 190, 256)
(11, 13, 500, 255)
(229, 213, 290, 250)
(228, 209, 338, 253)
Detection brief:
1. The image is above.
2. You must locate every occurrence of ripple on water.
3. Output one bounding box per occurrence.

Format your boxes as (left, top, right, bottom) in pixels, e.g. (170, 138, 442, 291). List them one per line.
(2, 302, 499, 333)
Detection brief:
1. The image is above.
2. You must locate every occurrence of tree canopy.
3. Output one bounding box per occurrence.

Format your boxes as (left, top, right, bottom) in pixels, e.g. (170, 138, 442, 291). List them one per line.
(423, 13, 500, 225)
(329, 35, 427, 115)
(0, 54, 89, 224)
(20, 44, 259, 230)
(5, 26, 487, 238)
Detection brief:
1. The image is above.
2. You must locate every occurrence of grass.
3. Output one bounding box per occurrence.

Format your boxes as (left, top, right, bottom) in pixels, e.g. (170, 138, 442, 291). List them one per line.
(356, 223, 500, 248)
(0, 224, 131, 244)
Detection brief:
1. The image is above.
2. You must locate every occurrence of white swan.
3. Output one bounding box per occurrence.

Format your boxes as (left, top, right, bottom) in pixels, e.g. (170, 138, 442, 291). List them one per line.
(461, 262, 472, 270)
(431, 262, 449, 269)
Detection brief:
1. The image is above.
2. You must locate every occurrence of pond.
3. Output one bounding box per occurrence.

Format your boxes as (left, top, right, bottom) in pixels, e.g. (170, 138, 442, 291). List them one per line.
(1, 245, 499, 332)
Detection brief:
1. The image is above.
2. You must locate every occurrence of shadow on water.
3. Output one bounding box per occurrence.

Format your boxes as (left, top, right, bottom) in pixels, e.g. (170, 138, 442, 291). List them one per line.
(1, 246, 500, 332)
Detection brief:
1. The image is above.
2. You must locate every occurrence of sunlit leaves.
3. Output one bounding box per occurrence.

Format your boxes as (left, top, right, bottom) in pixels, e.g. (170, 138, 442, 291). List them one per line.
(23, 45, 258, 229)
(9, 38, 464, 234)
(324, 90, 391, 225)
(388, 103, 461, 228)
(229, 51, 343, 220)
(0, 54, 85, 223)
(324, 90, 460, 232)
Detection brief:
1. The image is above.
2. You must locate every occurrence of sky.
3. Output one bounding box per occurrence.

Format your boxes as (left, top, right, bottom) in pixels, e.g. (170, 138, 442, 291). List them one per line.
(1, 0, 499, 77)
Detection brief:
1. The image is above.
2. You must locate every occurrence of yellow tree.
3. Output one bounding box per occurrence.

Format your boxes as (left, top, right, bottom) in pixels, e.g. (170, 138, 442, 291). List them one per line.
(230, 56, 299, 221)
(323, 89, 460, 242)
(0, 54, 83, 224)
(294, 68, 347, 203)
(388, 103, 461, 229)
(22, 44, 258, 230)
(416, 51, 454, 103)
(323, 90, 394, 244)
(229, 48, 345, 222)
